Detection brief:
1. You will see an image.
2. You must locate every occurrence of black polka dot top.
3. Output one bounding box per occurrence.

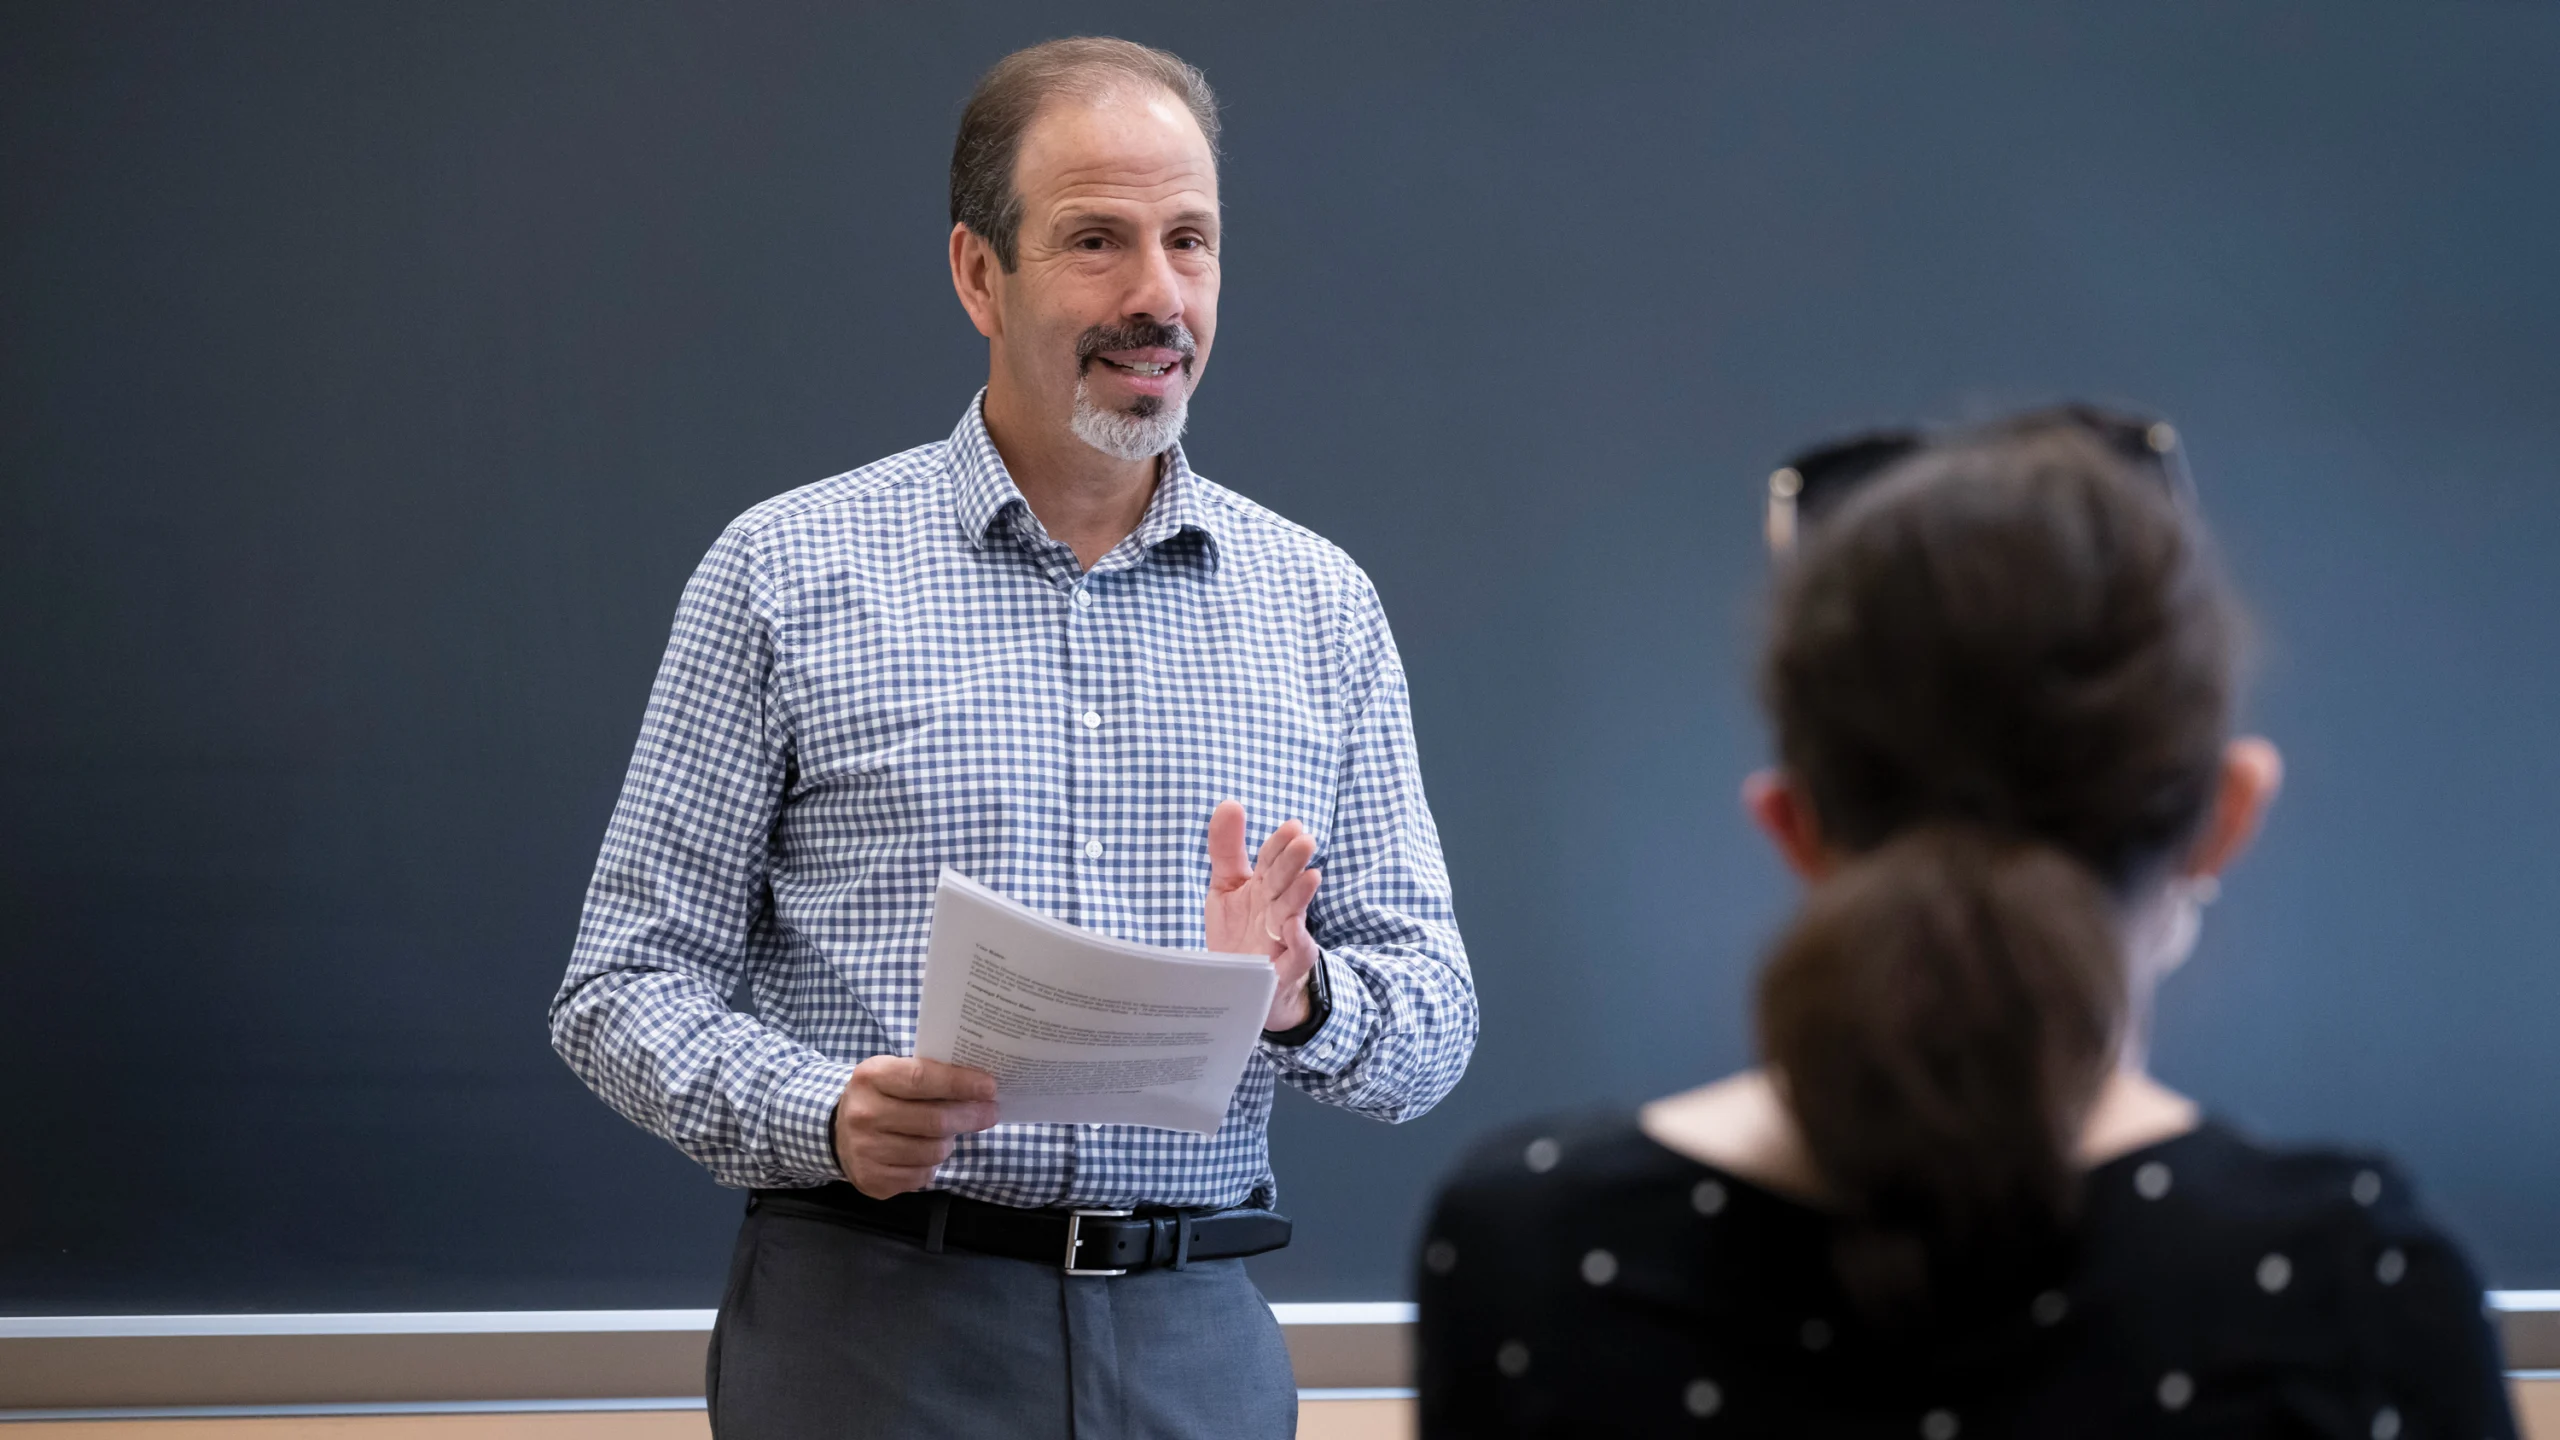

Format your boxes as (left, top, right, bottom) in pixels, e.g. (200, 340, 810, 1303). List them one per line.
(1417, 1112, 2515, 1439)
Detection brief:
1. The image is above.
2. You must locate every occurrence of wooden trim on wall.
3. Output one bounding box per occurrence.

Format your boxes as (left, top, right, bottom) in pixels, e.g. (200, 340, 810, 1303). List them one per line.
(0, 1305, 1415, 1414)
(1, 1297, 2545, 1417)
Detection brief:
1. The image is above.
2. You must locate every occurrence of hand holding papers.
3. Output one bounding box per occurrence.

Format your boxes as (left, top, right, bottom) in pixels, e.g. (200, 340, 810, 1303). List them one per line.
(914, 870, 1278, 1135)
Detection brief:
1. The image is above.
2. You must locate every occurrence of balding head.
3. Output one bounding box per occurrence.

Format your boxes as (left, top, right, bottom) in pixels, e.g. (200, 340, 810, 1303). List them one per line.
(951, 37, 1221, 272)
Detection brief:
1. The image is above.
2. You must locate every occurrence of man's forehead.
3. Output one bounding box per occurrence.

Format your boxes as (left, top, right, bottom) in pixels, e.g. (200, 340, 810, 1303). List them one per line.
(1015, 89, 1218, 215)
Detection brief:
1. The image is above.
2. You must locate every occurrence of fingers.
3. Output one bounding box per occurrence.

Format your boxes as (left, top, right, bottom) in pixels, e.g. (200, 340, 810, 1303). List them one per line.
(861, 1132, 958, 1168)
(846, 1132, 954, 1199)
(1207, 800, 1251, 886)
(1253, 821, 1319, 904)
(872, 1056, 998, 1104)
(838, 1059, 1001, 1199)
(1277, 867, 1321, 925)
(871, 1094, 999, 1138)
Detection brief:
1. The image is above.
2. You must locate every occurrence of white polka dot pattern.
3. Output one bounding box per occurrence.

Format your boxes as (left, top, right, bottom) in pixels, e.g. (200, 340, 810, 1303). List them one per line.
(2377, 1248, 2407, 1285)
(1683, 1378, 1723, 1417)
(2372, 1405, 2401, 1440)
(1524, 1137, 1562, 1173)
(1581, 1248, 1619, 1286)
(2351, 1169, 2384, 1206)
(2030, 1290, 2069, 1327)
(2257, 1253, 2292, 1293)
(2158, 1371, 2193, 1411)
(1424, 1239, 1457, 1275)
(2134, 1161, 2174, 1200)
(1497, 1340, 1531, 1378)
(1800, 1318, 1832, 1351)
(551, 395, 1477, 1205)
(1692, 1179, 1728, 1216)
(1921, 1408, 1960, 1440)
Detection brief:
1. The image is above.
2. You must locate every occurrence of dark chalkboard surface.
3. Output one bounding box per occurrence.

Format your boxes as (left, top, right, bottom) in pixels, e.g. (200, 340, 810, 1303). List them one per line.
(5, 0, 2556, 1312)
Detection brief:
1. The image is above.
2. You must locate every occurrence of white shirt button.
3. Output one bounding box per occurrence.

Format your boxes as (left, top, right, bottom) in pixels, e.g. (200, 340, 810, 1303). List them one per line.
(1081, 710, 1102, 729)
(1073, 588, 1095, 609)
(1082, 839, 1104, 860)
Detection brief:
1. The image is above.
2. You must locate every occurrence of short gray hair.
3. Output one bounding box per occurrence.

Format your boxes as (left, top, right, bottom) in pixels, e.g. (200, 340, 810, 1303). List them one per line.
(950, 37, 1221, 271)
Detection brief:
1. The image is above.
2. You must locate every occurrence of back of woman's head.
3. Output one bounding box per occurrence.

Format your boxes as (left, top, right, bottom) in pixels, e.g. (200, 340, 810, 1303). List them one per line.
(1756, 415, 2239, 1325)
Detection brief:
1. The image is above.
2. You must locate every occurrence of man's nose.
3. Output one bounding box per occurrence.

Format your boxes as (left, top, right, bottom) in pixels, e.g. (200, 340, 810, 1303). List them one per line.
(1120, 239, 1184, 327)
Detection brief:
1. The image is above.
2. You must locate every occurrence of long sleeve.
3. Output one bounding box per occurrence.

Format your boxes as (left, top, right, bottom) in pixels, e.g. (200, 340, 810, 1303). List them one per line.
(548, 525, 854, 1190)
(1267, 568, 1479, 1120)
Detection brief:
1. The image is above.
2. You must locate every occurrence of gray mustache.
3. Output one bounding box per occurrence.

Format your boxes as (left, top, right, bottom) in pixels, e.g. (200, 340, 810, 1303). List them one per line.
(1076, 321, 1197, 369)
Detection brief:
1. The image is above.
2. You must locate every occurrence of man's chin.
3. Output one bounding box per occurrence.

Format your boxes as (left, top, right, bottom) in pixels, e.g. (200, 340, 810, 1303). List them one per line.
(1070, 387, 1190, 462)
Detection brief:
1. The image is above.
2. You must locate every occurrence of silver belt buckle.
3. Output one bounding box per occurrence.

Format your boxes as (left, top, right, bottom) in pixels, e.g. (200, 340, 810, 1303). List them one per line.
(1062, 1207, 1134, 1276)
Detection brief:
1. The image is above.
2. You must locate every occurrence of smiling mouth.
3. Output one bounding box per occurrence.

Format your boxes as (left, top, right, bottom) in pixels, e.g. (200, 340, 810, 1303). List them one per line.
(1095, 356, 1184, 377)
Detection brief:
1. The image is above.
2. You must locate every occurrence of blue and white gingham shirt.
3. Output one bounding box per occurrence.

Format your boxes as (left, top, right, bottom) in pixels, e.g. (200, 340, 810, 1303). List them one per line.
(551, 396, 1477, 1210)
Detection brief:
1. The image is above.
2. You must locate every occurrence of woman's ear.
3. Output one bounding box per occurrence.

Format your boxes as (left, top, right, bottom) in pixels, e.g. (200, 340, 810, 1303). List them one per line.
(1744, 769, 1832, 881)
(2184, 736, 2285, 880)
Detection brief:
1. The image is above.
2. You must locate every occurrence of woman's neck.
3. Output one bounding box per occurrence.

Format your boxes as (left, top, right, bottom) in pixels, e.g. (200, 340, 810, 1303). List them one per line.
(1638, 1067, 2201, 1203)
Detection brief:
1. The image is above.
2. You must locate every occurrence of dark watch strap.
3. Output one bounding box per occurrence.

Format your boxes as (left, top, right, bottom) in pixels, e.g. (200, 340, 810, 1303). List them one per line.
(1260, 951, 1332, 1047)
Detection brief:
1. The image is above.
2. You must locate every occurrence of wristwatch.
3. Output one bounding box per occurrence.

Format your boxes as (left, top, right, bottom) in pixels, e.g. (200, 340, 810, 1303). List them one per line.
(1260, 952, 1333, 1047)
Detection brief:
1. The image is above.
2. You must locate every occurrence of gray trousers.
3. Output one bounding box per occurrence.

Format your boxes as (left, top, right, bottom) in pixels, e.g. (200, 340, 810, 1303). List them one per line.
(706, 1194, 1299, 1440)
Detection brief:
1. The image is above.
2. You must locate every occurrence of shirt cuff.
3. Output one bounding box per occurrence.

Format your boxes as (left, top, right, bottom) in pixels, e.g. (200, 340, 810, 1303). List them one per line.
(767, 1055, 860, 1185)
(1265, 950, 1372, 1077)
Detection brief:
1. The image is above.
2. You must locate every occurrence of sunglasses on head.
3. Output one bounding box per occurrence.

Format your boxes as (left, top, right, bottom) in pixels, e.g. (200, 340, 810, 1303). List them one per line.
(1764, 403, 2195, 553)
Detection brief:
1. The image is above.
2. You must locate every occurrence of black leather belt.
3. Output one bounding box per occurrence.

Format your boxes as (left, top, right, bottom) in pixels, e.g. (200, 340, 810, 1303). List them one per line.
(751, 1183, 1292, 1276)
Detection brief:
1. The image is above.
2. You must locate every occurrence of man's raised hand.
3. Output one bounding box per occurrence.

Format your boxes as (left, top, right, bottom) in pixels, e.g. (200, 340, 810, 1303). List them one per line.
(831, 1055, 998, 1199)
(1204, 799, 1323, 1032)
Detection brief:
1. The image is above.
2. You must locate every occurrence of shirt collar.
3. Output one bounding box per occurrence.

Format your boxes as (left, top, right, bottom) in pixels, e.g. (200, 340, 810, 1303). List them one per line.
(947, 392, 1222, 570)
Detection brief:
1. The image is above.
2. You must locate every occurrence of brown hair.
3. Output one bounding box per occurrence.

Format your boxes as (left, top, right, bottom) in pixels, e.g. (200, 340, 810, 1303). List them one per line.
(950, 38, 1221, 271)
(1756, 416, 2239, 1323)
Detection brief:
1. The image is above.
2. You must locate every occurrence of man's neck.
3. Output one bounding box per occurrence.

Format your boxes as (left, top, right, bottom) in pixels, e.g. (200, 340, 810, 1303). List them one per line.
(981, 378, 1160, 572)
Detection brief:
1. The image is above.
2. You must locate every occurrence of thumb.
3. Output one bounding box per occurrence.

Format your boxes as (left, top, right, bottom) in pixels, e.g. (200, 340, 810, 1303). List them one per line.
(1206, 799, 1250, 885)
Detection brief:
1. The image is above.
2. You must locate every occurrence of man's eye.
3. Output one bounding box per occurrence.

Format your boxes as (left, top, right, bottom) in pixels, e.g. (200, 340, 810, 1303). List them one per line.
(1077, 236, 1109, 250)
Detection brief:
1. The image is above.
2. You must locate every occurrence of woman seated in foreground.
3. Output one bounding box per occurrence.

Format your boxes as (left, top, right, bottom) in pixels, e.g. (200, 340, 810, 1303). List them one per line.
(1417, 411, 2516, 1438)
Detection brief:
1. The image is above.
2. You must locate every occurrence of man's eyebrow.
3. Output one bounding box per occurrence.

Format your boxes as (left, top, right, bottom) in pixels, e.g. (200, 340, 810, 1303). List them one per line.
(1053, 207, 1221, 233)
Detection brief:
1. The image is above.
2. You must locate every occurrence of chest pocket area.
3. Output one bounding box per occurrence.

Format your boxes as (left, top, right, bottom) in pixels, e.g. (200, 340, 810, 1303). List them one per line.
(1145, 630, 1343, 864)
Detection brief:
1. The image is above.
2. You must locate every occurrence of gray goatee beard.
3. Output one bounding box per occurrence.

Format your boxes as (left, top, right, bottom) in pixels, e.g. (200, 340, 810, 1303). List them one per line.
(1070, 373, 1191, 461)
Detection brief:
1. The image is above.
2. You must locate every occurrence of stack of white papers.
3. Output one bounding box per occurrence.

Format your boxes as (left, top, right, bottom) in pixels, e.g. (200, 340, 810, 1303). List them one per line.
(912, 869, 1279, 1136)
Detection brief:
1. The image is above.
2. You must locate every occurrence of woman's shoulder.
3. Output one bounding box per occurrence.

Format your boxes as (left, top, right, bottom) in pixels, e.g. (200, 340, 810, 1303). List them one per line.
(1429, 1108, 1744, 1224)
(2077, 1119, 2495, 1355)
(1421, 1106, 1827, 1292)
(2086, 1117, 2436, 1237)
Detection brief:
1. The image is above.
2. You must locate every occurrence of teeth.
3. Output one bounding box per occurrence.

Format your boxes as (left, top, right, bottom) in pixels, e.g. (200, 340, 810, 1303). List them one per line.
(1112, 359, 1170, 375)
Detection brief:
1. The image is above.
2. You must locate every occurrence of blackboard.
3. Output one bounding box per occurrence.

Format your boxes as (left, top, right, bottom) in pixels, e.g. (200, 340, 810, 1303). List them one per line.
(5, 0, 2556, 1312)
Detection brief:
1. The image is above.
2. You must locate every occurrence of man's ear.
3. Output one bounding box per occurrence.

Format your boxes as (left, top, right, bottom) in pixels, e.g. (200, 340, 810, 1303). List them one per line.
(949, 224, 1002, 341)
(2183, 736, 2284, 880)
(1743, 769, 1831, 881)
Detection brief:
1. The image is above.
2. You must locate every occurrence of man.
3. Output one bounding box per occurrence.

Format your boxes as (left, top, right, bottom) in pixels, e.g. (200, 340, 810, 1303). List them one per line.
(550, 37, 1477, 1439)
